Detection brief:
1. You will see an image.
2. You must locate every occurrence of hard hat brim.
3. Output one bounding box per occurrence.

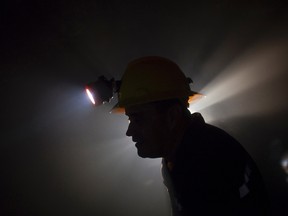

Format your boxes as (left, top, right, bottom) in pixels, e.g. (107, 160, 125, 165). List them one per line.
(110, 91, 203, 114)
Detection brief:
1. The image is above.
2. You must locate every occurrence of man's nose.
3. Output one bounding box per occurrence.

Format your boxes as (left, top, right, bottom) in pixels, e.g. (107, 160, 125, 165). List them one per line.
(126, 122, 133, 137)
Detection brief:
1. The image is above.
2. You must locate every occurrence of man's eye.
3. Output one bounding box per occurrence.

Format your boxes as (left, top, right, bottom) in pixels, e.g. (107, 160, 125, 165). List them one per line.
(130, 118, 142, 124)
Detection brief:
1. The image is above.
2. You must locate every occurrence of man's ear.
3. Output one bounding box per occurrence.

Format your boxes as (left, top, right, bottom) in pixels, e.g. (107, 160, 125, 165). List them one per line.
(166, 104, 183, 131)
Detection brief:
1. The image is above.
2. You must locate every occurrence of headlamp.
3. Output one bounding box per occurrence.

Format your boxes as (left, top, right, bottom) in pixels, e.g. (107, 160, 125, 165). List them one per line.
(85, 76, 121, 106)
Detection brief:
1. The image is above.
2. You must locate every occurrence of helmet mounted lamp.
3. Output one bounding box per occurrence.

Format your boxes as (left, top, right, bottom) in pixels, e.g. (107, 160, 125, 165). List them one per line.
(85, 76, 121, 106)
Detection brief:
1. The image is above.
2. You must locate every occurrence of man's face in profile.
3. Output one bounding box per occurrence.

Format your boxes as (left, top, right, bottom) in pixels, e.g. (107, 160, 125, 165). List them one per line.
(125, 103, 171, 158)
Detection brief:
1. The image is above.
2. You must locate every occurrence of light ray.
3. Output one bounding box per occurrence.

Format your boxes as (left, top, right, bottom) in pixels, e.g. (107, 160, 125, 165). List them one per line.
(189, 38, 288, 122)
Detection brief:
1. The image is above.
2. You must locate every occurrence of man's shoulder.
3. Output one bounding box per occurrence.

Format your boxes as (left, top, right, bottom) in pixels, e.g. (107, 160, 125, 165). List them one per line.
(178, 112, 251, 164)
(185, 112, 240, 146)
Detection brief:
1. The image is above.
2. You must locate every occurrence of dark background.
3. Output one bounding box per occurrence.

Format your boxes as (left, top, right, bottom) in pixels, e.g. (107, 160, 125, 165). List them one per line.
(1, 1, 288, 215)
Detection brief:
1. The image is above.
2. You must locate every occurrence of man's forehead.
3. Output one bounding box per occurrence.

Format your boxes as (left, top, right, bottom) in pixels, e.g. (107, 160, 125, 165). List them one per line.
(125, 103, 158, 116)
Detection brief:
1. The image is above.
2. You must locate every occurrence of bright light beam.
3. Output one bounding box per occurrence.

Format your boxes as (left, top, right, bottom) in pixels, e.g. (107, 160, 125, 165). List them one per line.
(189, 38, 288, 122)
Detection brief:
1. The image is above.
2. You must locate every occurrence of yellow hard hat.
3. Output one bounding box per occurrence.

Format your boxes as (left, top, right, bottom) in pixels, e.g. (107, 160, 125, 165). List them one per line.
(112, 56, 201, 113)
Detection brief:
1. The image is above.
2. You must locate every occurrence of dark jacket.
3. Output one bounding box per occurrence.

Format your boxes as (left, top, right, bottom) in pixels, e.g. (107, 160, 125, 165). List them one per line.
(162, 113, 268, 216)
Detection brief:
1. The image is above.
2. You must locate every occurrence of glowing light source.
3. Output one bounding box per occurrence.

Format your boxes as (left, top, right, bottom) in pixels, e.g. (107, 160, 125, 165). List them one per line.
(281, 154, 288, 174)
(86, 88, 96, 105)
(85, 76, 121, 107)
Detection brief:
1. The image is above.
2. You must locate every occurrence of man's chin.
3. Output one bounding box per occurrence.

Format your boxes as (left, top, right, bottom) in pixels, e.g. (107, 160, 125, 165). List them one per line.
(136, 147, 147, 158)
(136, 149, 160, 159)
(135, 142, 162, 158)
